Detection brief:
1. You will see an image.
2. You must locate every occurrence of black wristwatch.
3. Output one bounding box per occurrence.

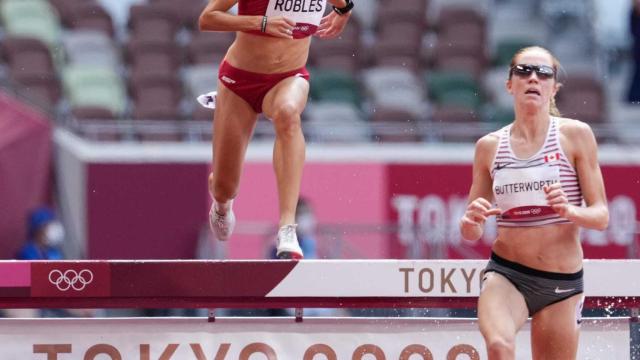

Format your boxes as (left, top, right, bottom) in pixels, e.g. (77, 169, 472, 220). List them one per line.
(332, 0, 354, 15)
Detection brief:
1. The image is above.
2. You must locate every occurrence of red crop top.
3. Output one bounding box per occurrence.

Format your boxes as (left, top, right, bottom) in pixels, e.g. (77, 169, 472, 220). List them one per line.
(238, 0, 326, 38)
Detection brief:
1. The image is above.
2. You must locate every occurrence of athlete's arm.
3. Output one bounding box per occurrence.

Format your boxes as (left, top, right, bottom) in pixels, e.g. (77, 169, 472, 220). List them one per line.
(199, 0, 295, 38)
(460, 134, 502, 241)
(547, 121, 609, 230)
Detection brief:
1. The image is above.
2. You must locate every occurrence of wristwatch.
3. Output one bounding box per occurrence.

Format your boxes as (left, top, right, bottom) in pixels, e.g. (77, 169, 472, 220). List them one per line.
(332, 0, 354, 15)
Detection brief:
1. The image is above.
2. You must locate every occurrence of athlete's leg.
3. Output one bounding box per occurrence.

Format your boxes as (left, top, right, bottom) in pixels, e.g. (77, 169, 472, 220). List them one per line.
(210, 80, 258, 202)
(478, 272, 529, 360)
(262, 76, 309, 228)
(530, 294, 583, 360)
(208, 81, 258, 240)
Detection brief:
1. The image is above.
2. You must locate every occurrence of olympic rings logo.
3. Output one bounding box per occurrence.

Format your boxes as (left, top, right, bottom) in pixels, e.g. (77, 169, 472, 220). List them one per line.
(48, 269, 93, 291)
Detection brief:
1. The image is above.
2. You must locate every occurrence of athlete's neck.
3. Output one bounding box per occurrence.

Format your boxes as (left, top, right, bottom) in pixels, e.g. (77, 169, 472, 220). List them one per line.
(512, 111, 551, 143)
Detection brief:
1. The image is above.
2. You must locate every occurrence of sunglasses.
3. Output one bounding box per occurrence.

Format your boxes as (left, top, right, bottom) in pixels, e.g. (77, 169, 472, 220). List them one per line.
(510, 64, 555, 80)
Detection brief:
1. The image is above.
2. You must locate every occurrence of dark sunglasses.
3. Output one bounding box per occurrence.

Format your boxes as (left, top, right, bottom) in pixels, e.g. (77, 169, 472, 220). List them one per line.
(510, 64, 555, 80)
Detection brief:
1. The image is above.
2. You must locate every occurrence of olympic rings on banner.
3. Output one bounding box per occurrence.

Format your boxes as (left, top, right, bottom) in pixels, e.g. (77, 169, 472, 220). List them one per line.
(48, 269, 93, 291)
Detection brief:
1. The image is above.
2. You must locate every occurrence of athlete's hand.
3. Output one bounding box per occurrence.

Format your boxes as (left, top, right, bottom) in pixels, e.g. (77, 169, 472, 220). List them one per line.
(460, 197, 502, 227)
(544, 183, 575, 219)
(315, 10, 350, 39)
(265, 16, 296, 39)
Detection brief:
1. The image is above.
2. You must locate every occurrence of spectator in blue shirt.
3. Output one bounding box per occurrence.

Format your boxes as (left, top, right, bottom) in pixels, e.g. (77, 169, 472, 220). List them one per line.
(16, 206, 65, 260)
(8, 206, 98, 318)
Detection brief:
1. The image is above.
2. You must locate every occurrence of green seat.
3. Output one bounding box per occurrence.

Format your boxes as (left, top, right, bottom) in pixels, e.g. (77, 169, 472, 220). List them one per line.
(2, 0, 63, 65)
(5, 17, 62, 46)
(426, 71, 483, 109)
(484, 105, 514, 127)
(63, 65, 127, 116)
(310, 69, 361, 107)
(437, 89, 483, 109)
(1, 0, 55, 23)
(494, 38, 537, 67)
(2, 0, 61, 46)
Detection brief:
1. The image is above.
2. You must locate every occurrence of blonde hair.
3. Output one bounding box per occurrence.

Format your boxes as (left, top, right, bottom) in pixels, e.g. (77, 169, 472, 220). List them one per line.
(508, 46, 562, 117)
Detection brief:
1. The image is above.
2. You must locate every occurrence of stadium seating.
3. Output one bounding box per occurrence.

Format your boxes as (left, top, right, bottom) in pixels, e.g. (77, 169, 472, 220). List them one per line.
(0, 0, 617, 143)
(305, 102, 370, 142)
(309, 70, 361, 107)
(62, 64, 127, 116)
(68, 3, 115, 37)
(63, 31, 120, 69)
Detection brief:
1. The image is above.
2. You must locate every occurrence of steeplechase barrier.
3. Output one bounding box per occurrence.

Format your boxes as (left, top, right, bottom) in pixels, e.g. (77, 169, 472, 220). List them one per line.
(1, 259, 638, 359)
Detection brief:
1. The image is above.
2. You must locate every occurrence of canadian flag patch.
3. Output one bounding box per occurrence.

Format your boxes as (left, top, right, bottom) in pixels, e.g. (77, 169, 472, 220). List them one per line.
(544, 152, 560, 162)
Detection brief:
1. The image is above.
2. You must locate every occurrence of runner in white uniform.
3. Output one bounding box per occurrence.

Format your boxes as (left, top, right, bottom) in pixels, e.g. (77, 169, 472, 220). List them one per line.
(459, 46, 609, 360)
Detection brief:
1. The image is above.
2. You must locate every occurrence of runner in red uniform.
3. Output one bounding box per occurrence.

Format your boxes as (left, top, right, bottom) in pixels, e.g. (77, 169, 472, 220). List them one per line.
(199, 0, 353, 258)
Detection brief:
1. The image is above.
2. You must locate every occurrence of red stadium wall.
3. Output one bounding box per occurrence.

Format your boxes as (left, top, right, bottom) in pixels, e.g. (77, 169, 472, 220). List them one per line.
(85, 162, 388, 259)
(0, 92, 52, 259)
(86, 163, 209, 259)
(386, 164, 640, 260)
(82, 159, 639, 260)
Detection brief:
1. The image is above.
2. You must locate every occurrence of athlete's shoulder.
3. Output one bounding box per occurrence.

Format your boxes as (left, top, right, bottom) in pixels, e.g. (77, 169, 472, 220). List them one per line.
(473, 131, 501, 165)
(476, 129, 501, 150)
(556, 116, 595, 141)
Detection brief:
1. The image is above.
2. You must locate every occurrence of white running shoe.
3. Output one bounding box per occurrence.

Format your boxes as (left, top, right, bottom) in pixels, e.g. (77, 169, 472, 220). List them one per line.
(209, 203, 235, 241)
(276, 224, 304, 259)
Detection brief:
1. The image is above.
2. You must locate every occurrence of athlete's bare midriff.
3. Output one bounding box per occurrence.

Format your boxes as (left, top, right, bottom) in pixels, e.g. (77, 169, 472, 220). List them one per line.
(493, 224, 583, 273)
(485, 118, 584, 274)
(224, 32, 311, 73)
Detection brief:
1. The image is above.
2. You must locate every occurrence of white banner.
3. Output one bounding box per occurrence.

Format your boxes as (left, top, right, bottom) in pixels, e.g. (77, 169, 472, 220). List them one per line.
(267, 260, 640, 298)
(266, 260, 487, 298)
(0, 317, 629, 360)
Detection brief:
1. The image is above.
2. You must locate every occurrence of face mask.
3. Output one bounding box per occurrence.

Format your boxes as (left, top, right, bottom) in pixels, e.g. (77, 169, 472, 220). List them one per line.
(296, 212, 316, 235)
(44, 222, 65, 247)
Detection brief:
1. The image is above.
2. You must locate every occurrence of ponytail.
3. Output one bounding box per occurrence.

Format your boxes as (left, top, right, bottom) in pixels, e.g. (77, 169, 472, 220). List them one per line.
(550, 96, 561, 117)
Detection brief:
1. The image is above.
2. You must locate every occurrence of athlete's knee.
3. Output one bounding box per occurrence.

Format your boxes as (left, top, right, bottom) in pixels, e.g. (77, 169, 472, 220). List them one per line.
(272, 102, 302, 135)
(485, 336, 515, 359)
